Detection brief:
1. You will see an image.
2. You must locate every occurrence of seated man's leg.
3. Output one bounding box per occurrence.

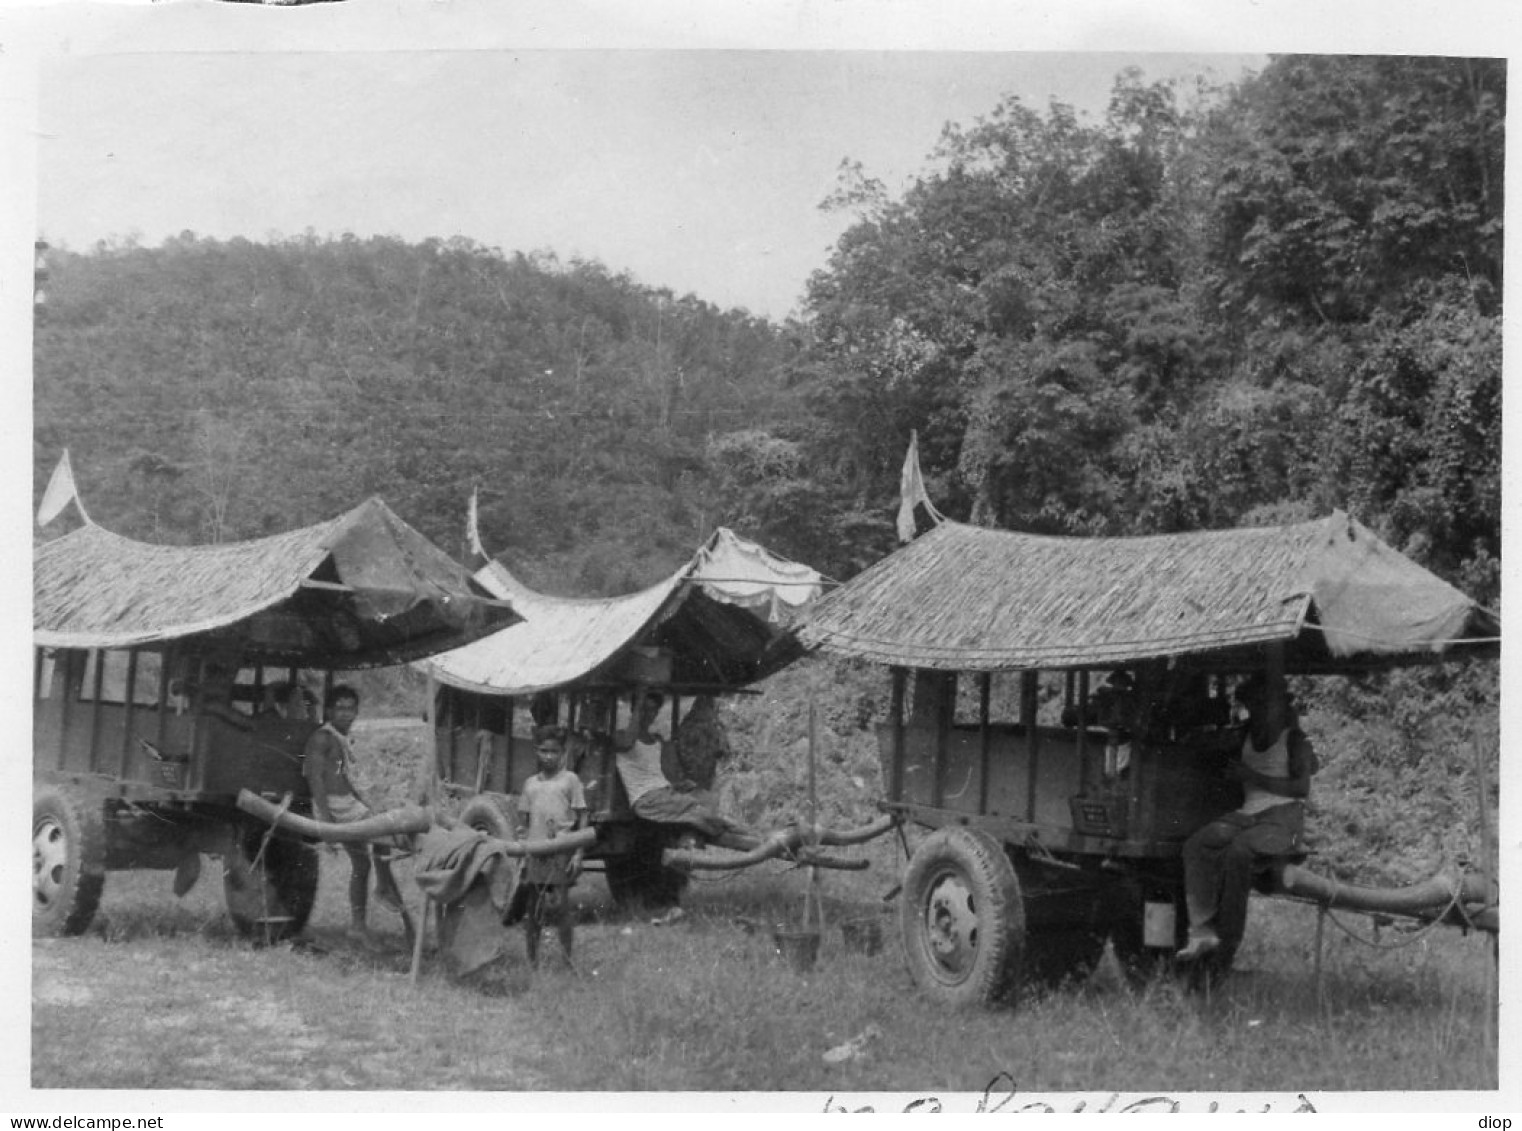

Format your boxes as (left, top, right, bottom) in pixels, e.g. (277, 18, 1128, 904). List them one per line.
(1214, 832, 1259, 948)
(632, 787, 754, 846)
(1209, 806, 1303, 950)
(1182, 814, 1250, 934)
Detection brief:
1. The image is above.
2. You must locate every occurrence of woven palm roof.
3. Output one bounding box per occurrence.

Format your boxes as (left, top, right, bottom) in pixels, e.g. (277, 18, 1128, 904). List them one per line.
(34, 497, 519, 667)
(797, 512, 1498, 673)
(426, 527, 821, 696)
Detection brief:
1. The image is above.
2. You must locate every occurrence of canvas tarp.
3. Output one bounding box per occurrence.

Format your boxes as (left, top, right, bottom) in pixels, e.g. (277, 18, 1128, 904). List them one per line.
(1303, 516, 1494, 657)
(690, 527, 823, 619)
(427, 527, 821, 695)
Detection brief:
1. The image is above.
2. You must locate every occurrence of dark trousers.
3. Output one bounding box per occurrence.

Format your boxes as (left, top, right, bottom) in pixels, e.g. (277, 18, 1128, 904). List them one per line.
(518, 882, 573, 966)
(1182, 802, 1303, 944)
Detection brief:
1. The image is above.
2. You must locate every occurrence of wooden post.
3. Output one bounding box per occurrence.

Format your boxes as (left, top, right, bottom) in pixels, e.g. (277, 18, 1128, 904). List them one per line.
(1472, 735, 1497, 906)
(118, 649, 138, 781)
(1472, 732, 1499, 1067)
(1022, 671, 1038, 824)
(409, 891, 431, 985)
(504, 697, 516, 791)
(1314, 905, 1327, 1017)
(156, 645, 170, 756)
(977, 673, 991, 814)
(1076, 670, 1090, 794)
(423, 669, 440, 807)
(889, 669, 906, 803)
(87, 650, 105, 774)
(805, 697, 823, 933)
(931, 674, 949, 810)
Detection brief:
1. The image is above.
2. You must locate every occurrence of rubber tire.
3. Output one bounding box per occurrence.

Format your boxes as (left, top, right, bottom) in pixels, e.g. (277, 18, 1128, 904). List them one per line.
(33, 786, 107, 938)
(604, 830, 687, 911)
(899, 827, 1025, 1008)
(459, 795, 513, 840)
(223, 823, 320, 944)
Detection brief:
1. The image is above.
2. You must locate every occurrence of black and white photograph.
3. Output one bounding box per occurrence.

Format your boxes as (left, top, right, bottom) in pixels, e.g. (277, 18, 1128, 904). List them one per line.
(4, 0, 1514, 1117)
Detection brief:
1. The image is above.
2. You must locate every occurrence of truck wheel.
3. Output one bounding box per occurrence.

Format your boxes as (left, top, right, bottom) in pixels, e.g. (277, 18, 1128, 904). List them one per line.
(33, 786, 107, 937)
(459, 796, 513, 840)
(223, 824, 319, 945)
(899, 827, 1024, 1008)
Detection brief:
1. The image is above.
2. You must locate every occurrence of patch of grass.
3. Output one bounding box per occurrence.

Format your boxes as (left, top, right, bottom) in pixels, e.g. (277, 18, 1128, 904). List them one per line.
(34, 841, 1497, 1097)
(35, 683, 1497, 1100)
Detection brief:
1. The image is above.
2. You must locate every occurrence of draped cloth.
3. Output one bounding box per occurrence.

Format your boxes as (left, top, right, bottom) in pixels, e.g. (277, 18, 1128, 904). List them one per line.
(413, 826, 516, 977)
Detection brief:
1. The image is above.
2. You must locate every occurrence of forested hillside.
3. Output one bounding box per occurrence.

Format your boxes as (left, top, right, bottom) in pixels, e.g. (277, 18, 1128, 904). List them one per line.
(34, 238, 802, 593)
(35, 55, 1501, 608)
(743, 57, 1502, 601)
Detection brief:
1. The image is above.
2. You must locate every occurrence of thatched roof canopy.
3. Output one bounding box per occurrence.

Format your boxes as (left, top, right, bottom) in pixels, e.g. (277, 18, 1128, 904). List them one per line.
(426, 527, 821, 696)
(34, 497, 519, 667)
(797, 512, 1498, 674)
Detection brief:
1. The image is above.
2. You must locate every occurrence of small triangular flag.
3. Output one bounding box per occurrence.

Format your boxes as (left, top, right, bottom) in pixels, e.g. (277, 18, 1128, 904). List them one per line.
(37, 450, 88, 527)
(896, 430, 943, 542)
(466, 486, 487, 561)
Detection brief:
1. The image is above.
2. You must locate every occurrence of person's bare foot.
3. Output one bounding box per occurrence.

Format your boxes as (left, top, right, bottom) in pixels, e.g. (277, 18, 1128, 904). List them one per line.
(1176, 932, 1220, 962)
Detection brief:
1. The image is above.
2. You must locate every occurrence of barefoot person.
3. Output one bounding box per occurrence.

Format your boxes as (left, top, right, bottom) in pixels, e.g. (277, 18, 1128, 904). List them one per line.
(1177, 671, 1318, 961)
(302, 684, 407, 942)
(511, 726, 588, 968)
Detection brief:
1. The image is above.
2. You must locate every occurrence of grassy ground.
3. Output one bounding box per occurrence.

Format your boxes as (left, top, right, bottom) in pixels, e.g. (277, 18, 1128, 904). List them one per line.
(32, 811, 1498, 1103)
(31, 705, 1500, 1107)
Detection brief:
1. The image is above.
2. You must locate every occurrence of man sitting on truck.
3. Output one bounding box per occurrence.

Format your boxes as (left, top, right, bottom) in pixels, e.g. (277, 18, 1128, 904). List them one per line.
(1177, 671, 1318, 962)
(303, 684, 408, 943)
(614, 690, 756, 850)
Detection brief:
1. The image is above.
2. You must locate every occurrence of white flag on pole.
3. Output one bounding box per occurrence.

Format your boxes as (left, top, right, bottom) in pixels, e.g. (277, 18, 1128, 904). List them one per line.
(37, 450, 86, 527)
(466, 486, 487, 561)
(895, 430, 943, 543)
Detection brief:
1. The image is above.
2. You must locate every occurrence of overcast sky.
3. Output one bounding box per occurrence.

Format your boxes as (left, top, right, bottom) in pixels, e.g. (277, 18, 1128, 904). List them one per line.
(32, 48, 1260, 320)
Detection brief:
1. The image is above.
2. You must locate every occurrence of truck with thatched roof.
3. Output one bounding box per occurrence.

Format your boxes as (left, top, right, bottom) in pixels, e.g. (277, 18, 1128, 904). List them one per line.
(32, 496, 518, 943)
(797, 511, 1499, 1006)
(418, 526, 836, 910)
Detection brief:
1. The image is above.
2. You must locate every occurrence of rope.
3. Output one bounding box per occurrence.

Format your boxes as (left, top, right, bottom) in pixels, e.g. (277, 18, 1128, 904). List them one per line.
(1306, 870, 1471, 952)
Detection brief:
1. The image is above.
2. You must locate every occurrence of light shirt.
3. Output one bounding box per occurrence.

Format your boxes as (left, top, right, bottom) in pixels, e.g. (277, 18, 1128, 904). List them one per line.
(521, 769, 587, 841)
(520, 769, 587, 885)
(1240, 727, 1293, 814)
(616, 735, 670, 803)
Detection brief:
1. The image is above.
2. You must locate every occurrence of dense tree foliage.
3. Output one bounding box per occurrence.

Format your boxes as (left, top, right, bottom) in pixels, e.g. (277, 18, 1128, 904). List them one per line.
(771, 56, 1502, 603)
(35, 234, 802, 592)
(35, 55, 1501, 611)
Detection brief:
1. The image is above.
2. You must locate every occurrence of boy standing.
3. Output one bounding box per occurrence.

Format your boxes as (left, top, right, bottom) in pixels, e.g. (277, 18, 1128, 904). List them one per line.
(515, 726, 587, 967)
(302, 684, 407, 942)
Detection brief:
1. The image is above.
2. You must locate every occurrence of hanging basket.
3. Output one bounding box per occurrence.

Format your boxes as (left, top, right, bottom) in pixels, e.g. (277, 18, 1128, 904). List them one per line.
(773, 928, 822, 973)
(840, 916, 884, 956)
